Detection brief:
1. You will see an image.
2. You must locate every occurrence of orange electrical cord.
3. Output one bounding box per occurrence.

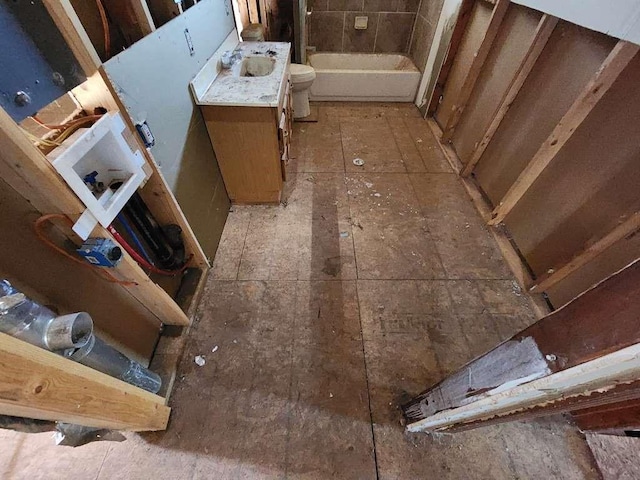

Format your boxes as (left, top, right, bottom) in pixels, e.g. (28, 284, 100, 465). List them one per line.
(31, 116, 53, 130)
(34, 214, 136, 286)
(95, 0, 111, 59)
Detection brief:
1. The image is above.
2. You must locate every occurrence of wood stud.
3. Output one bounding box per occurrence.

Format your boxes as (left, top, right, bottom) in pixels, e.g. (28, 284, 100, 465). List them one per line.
(461, 14, 559, 177)
(440, 0, 510, 142)
(42, 0, 101, 75)
(488, 40, 640, 226)
(531, 212, 640, 293)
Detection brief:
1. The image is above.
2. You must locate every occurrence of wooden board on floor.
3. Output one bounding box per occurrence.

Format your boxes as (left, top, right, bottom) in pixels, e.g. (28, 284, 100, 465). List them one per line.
(405, 260, 640, 432)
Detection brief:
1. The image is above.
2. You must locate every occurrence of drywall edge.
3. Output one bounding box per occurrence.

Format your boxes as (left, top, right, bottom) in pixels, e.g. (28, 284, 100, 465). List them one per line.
(512, 0, 640, 46)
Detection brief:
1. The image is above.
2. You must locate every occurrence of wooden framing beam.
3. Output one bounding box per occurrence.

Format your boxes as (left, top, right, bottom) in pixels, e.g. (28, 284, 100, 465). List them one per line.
(0, 333, 169, 431)
(461, 14, 558, 177)
(247, 0, 260, 24)
(488, 40, 640, 226)
(0, 107, 191, 327)
(103, 0, 156, 44)
(440, 0, 510, 142)
(42, 0, 101, 75)
(258, 0, 270, 40)
(531, 212, 640, 293)
(130, 0, 156, 36)
(447, 381, 640, 433)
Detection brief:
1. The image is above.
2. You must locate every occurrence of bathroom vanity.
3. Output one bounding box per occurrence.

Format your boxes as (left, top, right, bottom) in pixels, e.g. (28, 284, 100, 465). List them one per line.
(191, 37, 292, 204)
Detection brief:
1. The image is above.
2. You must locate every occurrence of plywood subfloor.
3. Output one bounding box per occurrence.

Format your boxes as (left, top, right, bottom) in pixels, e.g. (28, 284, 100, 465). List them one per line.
(0, 103, 602, 480)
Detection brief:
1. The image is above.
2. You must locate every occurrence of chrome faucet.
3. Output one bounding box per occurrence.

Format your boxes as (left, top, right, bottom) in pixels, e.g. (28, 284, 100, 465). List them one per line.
(221, 48, 243, 69)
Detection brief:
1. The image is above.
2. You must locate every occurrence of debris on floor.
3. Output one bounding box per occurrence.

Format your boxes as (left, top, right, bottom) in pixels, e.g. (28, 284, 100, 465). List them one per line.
(352, 158, 365, 166)
(194, 355, 206, 366)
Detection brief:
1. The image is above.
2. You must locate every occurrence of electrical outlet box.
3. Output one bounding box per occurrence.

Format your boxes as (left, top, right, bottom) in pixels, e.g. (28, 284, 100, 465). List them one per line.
(354, 16, 368, 30)
(47, 112, 147, 238)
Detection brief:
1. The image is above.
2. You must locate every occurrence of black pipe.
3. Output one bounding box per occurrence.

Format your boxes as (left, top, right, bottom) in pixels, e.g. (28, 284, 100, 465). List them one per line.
(121, 192, 184, 270)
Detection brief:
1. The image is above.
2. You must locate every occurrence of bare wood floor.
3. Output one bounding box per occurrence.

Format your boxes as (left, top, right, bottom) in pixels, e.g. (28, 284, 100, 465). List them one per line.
(0, 103, 602, 479)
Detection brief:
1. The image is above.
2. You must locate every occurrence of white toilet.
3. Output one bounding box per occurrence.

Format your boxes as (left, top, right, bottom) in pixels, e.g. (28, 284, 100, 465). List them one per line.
(289, 64, 316, 119)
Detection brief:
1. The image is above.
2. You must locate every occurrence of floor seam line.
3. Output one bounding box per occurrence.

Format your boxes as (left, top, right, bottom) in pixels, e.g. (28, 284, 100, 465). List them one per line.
(403, 115, 433, 171)
(282, 280, 298, 480)
(93, 443, 112, 480)
(339, 120, 361, 280)
(355, 280, 381, 480)
(235, 210, 252, 281)
(407, 174, 448, 277)
(385, 115, 410, 174)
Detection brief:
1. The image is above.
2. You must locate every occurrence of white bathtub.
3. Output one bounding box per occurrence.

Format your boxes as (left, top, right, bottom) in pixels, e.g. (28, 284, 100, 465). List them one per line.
(308, 53, 421, 102)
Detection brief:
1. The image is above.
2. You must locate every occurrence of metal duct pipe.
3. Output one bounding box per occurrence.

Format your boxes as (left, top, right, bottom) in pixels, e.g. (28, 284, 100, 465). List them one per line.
(67, 335, 161, 394)
(0, 280, 92, 351)
(0, 280, 162, 394)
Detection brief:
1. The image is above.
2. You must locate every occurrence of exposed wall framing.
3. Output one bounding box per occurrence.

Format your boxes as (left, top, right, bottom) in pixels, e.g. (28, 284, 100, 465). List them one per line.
(0, 0, 215, 430)
(427, 0, 640, 312)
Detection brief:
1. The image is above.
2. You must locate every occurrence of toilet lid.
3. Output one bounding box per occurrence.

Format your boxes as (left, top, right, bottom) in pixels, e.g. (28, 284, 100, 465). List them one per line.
(290, 64, 316, 82)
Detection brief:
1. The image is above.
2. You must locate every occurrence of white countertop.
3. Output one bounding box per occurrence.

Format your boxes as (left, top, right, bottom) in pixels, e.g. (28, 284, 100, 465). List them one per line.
(192, 41, 291, 108)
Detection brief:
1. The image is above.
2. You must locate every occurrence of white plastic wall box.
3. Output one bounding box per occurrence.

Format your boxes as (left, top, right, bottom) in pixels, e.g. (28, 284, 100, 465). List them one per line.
(47, 112, 147, 240)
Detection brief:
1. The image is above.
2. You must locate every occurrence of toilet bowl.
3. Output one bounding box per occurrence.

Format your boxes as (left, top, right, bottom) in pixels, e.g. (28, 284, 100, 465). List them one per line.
(290, 64, 316, 119)
(241, 24, 265, 42)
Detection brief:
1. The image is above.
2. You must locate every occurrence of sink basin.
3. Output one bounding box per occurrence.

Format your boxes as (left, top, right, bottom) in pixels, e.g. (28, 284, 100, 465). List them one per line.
(239, 56, 276, 77)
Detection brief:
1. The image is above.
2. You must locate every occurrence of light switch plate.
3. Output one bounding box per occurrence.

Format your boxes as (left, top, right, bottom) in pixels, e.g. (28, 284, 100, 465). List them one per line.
(354, 16, 368, 30)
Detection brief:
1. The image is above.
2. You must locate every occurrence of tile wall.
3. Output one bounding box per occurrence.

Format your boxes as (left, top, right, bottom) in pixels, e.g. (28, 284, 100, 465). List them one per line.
(409, 0, 445, 71)
(308, 0, 420, 53)
(307, 0, 445, 69)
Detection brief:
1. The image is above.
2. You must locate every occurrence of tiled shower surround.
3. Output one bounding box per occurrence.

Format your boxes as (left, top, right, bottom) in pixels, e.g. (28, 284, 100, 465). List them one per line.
(308, 0, 444, 70)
